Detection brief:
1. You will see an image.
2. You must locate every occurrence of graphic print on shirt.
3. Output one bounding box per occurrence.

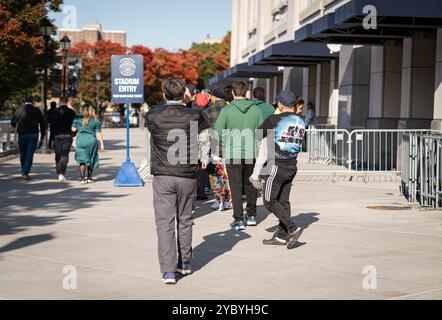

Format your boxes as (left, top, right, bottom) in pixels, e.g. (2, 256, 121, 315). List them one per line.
(274, 115, 306, 156)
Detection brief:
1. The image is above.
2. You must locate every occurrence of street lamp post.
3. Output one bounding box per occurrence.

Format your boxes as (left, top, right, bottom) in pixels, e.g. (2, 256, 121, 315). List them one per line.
(60, 35, 71, 98)
(96, 72, 101, 120)
(40, 20, 53, 154)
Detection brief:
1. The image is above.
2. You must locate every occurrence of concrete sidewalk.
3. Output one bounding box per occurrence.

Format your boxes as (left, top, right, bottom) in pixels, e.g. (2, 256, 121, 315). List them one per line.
(0, 128, 441, 300)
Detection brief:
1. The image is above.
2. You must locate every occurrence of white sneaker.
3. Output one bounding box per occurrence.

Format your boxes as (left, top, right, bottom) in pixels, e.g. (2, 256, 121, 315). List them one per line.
(58, 175, 67, 182)
(218, 201, 225, 212)
(211, 201, 220, 210)
(223, 201, 232, 210)
(80, 179, 87, 185)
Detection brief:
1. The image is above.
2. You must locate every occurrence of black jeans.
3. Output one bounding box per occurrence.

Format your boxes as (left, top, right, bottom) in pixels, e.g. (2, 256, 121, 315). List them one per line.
(54, 135, 73, 176)
(225, 160, 257, 221)
(197, 162, 209, 199)
(263, 160, 298, 232)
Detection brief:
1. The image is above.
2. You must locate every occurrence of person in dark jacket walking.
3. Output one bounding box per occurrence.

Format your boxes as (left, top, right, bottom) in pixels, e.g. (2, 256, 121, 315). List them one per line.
(47, 101, 57, 149)
(11, 96, 47, 180)
(146, 78, 211, 285)
(215, 81, 264, 231)
(52, 97, 77, 182)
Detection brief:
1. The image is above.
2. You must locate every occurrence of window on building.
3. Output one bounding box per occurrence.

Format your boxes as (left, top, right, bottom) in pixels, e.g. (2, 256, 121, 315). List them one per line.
(247, 0, 258, 39)
(272, 1, 288, 24)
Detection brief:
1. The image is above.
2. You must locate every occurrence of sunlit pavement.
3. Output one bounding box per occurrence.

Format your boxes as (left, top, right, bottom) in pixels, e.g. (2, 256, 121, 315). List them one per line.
(0, 128, 441, 300)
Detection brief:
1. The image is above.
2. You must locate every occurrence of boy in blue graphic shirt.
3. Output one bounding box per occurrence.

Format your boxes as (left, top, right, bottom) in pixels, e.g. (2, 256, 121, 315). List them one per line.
(250, 91, 305, 249)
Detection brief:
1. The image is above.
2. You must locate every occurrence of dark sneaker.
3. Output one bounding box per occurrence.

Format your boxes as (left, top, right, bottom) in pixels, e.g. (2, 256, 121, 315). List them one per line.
(263, 226, 288, 246)
(287, 227, 304, 250)
(244, 216, 257, 227)
(177, 262, 192, 276)
(263, 236, 287, 246)
(162, 272, 177, 285)
(230, 220, 246, 231)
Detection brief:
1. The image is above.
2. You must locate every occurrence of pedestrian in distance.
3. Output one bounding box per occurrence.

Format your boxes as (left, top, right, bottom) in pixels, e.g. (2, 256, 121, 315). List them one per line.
(11, 96, 47, 180)
(47, 101, 57, 149)
(253, 87, 275, 120)
(71, 105, 104, 185)
(305, 102, 315, 129)
(146, 78, 211, 285)
(52, 97, 77, 182)
(215, 80, 264, 231)
(249, 90, 305, 250)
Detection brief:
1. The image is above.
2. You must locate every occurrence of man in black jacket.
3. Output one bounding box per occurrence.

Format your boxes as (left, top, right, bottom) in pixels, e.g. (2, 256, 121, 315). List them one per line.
(11, 96, 47, 180)
(146, 78, 211, 285)
(52, 97, 77, 182)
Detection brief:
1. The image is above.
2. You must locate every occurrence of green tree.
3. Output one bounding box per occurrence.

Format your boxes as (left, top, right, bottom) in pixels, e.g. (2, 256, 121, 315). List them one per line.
(0, 0, 63, 115)
(190, 32, 231, 89)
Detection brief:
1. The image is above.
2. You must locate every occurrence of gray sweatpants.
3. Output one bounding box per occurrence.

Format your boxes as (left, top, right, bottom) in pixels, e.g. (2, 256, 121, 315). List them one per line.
(153, 176, 197, 273)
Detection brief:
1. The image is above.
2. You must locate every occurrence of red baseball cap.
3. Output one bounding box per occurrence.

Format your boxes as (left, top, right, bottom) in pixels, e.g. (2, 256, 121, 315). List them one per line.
(195, 93, 209, 108)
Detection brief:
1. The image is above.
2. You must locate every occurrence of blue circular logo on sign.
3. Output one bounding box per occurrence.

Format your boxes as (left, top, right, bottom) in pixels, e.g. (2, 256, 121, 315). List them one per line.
(119, 58, 136, 76)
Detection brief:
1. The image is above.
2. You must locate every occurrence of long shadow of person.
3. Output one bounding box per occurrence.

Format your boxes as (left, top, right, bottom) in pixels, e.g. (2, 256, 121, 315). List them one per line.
(191, 230, 251, 273)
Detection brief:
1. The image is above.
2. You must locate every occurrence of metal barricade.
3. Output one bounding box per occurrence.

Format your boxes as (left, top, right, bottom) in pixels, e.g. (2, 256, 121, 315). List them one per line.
(306, 129, 350, 166)
(306, 129, 437, 173)
(348, 130, 435, 172)
(0, 120, 19, 155)
(403, 132, 442, 209)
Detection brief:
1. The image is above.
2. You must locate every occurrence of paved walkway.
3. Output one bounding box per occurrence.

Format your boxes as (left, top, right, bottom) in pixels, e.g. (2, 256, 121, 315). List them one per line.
(0, 129, 441, 300)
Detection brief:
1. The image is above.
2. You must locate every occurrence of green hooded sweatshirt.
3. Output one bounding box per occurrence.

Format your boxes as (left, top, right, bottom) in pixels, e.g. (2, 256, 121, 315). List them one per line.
(254, 100, 276, 120)
(215, 99, 264, 160)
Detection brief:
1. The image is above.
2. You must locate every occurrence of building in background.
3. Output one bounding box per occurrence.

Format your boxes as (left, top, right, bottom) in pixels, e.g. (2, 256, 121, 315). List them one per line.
(211, 0, 442, 131)
(59, 22, 127, 47)
(200, 34, 222, 45)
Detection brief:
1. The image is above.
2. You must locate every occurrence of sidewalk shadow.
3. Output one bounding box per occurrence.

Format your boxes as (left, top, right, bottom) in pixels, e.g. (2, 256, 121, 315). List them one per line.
(0, 164, 127, 236)
(191, 230, 251, 274)
(0, 233, 55, 254)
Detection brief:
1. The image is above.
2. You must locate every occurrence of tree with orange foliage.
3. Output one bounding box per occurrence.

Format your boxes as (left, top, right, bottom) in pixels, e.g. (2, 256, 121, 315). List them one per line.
(69, 40, 126, 110)
(0, 0, 63, 112)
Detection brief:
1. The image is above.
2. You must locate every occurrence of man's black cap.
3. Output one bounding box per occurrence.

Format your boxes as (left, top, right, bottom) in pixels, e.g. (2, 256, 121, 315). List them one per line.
(187, 84, 199, 97)
(211, 87, 226, 100)
(276, 90, 297, 107)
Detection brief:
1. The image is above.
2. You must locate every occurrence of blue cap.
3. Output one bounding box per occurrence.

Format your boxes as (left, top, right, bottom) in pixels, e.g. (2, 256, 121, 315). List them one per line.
(276, 90, 296, 107)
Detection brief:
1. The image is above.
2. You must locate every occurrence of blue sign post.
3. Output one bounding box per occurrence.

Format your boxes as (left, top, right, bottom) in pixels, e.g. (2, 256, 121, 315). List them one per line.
(111, 55, 145, 187)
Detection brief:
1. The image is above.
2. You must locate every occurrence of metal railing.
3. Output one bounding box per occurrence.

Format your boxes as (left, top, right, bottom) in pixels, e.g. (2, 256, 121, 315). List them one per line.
(306, 128, 437, 173)
(0, 120, 18, 155)
(306, 129, 350, 167)
(402, 132, 442, 209)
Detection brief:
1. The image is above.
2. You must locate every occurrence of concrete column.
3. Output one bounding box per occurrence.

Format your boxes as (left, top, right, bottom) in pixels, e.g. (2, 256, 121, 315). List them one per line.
(315, 64, 322, 119)
(316, 62, 331, 124)
(292, 67, 304, 97)
(328, 60, 339, 126)
(283, 67, 293, 91)
(399, 37, 436, 129)
(265, 78, 272, 103)
(432, 29, 442, 131)
(302, 67, 309, 104)
(367, 41, 403, 129)
(338, 45, 371, 129)
(308, 65, 317, 106)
